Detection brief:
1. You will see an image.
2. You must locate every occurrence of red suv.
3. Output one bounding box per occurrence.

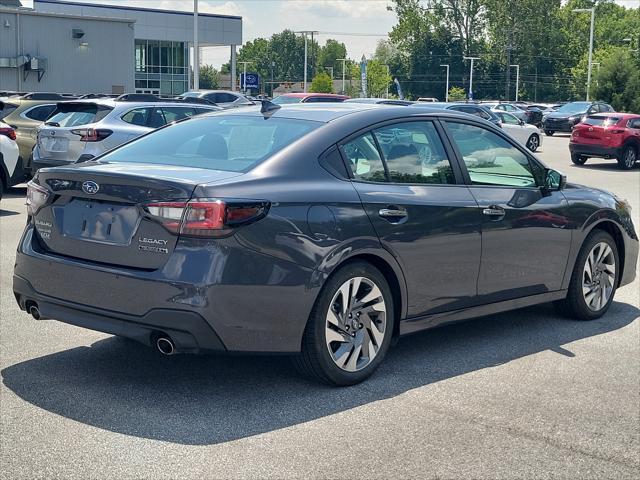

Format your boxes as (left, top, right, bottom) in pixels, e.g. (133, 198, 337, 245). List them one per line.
(569, 113, 640, 169)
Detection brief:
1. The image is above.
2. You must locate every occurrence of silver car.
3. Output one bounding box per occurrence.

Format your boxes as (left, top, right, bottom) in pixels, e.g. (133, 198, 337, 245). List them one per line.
(181, 90, 254, 109)
(32, 98, 221, 169)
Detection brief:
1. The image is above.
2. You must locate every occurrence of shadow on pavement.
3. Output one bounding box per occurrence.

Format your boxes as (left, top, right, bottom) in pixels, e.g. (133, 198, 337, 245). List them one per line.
(2, 301, 638, 445)
(570, 162, 640, 172)
(2, 186, 27, 198)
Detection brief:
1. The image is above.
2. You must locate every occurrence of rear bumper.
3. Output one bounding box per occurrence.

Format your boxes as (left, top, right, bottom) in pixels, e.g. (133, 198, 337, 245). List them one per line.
(569, 142, 622, 159)
(13, 275, 226, 353)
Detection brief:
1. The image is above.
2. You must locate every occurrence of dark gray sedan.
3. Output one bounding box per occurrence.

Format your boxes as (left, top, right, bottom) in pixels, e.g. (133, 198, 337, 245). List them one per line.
(14, 103, 638, 385)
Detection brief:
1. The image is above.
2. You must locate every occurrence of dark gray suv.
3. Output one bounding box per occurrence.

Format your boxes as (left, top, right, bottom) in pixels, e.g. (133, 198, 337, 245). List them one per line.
(14, 103, 638, 385)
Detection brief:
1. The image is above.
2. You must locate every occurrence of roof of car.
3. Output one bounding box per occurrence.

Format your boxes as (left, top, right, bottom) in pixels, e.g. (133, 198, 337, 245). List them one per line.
(51, 99, 221, 109)
(277, 93, 350, 99)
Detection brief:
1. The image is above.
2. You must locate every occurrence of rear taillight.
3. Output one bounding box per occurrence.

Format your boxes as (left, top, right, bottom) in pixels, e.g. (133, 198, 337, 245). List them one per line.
(26, 180, 50, 216)
(71, 128, 112, 142)
(0, 126, 17, 141)
(145, 199, 269, 237)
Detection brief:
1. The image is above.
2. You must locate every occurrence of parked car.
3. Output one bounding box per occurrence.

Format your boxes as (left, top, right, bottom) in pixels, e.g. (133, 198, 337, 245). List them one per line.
(416, 97, 439, 102)
(32, 97, 221, 170)
(345, 98, 414, 106)
(182, 90, 254, 108)
(272, 93, 350, 104)
(0, 93, 71, 178)
(542, 101, 613, 136)
(412, 102, 503, 128)
(569, 113, 640, 169)
(0, 121, 20, 200)
(493, 111, 542, 152)
(484, 103, 543, 127)
(14, 103, 637, 385)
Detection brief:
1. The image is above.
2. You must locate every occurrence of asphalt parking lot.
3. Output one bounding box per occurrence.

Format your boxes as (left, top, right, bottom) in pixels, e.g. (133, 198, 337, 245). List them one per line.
(1, 134, 639, 479)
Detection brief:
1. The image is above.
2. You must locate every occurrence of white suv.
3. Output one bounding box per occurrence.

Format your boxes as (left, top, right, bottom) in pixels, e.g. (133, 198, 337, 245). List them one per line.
(0, 121, 20, 201)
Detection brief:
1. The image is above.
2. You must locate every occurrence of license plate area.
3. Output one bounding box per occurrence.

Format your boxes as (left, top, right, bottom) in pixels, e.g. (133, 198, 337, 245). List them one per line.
(56, 199, 140, 245)
(40, 136, 69, 152)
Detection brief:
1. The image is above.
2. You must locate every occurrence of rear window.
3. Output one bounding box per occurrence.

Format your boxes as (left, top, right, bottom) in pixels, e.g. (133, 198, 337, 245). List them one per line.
(99, 115, 321, 172)
(0, 103, 18, 120)
(47, 103, 113, 127)
(584, 116, 621, 127)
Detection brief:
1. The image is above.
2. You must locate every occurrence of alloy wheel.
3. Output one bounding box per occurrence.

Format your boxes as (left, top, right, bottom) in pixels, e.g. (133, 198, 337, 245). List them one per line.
(582, 242, 616, 311)
(624, 148, 636, 169)
(527, 135, 539, 151)
(325, 276, 387, 372)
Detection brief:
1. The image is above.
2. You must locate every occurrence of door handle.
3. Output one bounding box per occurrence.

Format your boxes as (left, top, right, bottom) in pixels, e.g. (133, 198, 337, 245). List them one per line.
(379, 207, 408, 221)
(482, 206, 505, 218)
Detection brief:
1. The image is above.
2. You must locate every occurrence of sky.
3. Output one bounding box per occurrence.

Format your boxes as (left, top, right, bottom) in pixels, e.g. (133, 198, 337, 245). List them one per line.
(22, 0, 640, 69)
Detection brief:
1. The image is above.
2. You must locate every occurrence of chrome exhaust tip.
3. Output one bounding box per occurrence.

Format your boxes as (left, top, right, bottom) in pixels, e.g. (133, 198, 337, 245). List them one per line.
(156, 336, 176, 356)
(28, 304, 43, 320)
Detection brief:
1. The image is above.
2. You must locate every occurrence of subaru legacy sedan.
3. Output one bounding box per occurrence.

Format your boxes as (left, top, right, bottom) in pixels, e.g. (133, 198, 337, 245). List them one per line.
(14, 103, 638, 385)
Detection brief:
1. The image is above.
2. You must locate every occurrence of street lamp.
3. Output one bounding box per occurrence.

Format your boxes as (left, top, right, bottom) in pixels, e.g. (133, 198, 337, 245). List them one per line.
(573, 7, 595, 101)
(193, 0, 199, 90)
(509, 64, 520, 102)
(337, 58, 347, 94)
(440, 64, 449, 102)
(295, 31, 318, 93)
(463, 56, 480, 101)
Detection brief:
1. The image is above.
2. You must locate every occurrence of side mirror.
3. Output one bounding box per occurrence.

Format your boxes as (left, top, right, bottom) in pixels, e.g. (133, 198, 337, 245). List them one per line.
(518, 119, 525, 126)
(545, 168, 566, 191)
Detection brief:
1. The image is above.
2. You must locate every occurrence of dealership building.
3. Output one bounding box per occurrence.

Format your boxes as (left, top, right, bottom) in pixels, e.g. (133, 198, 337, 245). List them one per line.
(0, 0, 242, 94)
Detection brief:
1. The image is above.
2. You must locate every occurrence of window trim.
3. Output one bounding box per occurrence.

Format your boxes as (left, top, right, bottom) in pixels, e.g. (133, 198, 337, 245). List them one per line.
(337, 118, 465, 186)
(441, 117, 546, 189)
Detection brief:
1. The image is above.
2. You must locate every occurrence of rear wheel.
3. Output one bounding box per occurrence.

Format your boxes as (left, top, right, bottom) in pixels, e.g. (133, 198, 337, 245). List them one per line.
(526, 134, 540, 152)
(294, 261, 394, 386)
(571, 153, 587, 165)
(556, 230, 619, 320)
(545, 130, 554, 136)
(617, 145, 637, 170)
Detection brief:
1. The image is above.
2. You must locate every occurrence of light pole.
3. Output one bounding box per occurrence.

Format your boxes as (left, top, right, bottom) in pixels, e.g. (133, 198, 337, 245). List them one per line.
(440, 64, 449, 102)
(592, 62, 600, 90)
(385, 65, 390, 98)
(337, 58, 347, 94)
(464, 56, 480, 101)
(573, 7, 595, 101)
(295, 31, 318, 93)
(270, 60, 275, 98)
(509, 64, 520, 102)
(193, 0, 199, 90)
(325, 66, 334, 79)
(238, 61, 251, 93)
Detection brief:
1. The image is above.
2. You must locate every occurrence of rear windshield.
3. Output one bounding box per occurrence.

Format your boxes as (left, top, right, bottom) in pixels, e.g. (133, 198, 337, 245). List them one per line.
(99, 115, 322, 172)
(47, 103, 113, 127)
(272, 96, 303, 105)
(0, 102, 18, 120)
(583, 116, 620, 126)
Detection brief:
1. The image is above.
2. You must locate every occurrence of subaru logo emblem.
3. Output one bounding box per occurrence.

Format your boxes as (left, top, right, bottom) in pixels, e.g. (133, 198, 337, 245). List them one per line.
(82, 181, 100, 195)
(50, 131, 55, 136)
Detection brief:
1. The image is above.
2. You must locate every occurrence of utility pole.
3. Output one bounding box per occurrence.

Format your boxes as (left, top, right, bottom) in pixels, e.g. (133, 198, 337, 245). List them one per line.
(464, 56, 480, 101)
(238, 61, 251, 92)
(510, 64, 520, 102)
(385, 65, 390, 97)
(193, 0, 199, 90)
(295, 31, 318, 93)
(573, 8, 595, 101)
(440, 64, 449, 102)
(337, 58, 347, 94)
(505, 29, 513, 101)
(270, 60, 275, 98)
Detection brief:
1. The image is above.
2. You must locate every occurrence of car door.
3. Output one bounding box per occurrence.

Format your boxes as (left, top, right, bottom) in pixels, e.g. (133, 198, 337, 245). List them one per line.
(443, 120, 572, 303)
(341, 120, 482, 317)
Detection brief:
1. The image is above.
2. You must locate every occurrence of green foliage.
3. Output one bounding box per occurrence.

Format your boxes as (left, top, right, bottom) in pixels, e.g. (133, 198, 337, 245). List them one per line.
(310, 72, 334, 93)
(448, 86, 467, 101)
(318, 39, 348, 78)
(592, 48, 640, 112)
(349, 59, 392, 97)
(199, 65, 220, 90)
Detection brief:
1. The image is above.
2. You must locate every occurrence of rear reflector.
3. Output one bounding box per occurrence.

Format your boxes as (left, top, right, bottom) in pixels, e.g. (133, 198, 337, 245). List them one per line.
(0, 126, 16, 141)
(145, 199, 269, 237)
(71, 128, 113, 142)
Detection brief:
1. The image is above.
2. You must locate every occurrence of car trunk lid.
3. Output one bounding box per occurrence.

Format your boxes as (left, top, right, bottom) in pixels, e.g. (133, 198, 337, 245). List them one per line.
(572, 115, 623, 146)
(31, 162, 243, 269)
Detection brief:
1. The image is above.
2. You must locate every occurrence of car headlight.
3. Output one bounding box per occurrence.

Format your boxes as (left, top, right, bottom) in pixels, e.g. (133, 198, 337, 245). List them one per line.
(568, 115, 581, 123)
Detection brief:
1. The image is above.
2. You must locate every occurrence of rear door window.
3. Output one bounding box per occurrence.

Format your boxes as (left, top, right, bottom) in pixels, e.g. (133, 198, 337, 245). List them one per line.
(162, 106, 197, 123)
(121, 107, 152, 126)
(342, 133, 386, 182)
(0, 103, 18, 120)
(24, 104, 56, 121)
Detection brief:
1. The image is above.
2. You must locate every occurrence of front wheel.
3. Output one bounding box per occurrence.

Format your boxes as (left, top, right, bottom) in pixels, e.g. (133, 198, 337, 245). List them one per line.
(294, 261, 394, 386)
(556, 230, 619, 320)
(526, 134, 540, 152)
(545, 130, 554, 136)
(617, 145, 637, 170)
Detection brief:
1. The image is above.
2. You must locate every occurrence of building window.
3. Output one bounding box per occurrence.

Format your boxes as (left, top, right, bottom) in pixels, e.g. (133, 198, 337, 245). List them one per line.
(135, 40, 188, 95)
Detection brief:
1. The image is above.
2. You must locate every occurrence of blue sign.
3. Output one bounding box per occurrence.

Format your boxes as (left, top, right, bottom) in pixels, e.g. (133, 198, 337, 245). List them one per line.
(241, 73, 260, 90)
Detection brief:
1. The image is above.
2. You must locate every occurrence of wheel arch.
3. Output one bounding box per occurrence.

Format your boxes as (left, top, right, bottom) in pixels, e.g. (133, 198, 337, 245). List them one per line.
(585, 219, 626, 287)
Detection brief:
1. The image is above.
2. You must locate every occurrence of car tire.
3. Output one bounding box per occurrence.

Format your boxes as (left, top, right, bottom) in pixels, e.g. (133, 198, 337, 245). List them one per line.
(526, 134, 540, 152)
(617, 145, 637, 170)
(294, 261, 395, 386)
(555, 230, 619, 321)
(545, 130, 554, 136)
(571, 153, 587, 165)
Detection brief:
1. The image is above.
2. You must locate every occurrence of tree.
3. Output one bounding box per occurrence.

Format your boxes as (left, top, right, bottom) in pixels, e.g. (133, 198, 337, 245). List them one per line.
(199, 65, 220, 89)
(448, 86, 467, 101)
(593, 47, 640, 112)
(310, 72, 334, 93)
(317, 39, 348, 78)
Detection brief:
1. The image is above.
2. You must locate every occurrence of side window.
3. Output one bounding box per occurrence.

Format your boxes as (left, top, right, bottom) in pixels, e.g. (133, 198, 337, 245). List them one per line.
(122, 108, 151, 126)
(25, 105, 56, 121)
(459, 106, 490, 120)
(602, 104, 613, 112)
(629, 119, 640, 129)
(495, 105, 505, 111)
(373, 122, 455, 184)
(213, 93, 237, 103)
(162, 107, 196, 123)
(147, 107, 166, 128)
(446, 122, 538, 188)
(341, 132, 387, 182)
(588, 105, 599, 114)
(499, 112, 520, 125)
